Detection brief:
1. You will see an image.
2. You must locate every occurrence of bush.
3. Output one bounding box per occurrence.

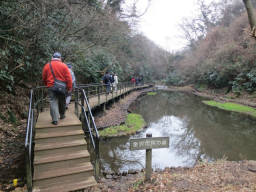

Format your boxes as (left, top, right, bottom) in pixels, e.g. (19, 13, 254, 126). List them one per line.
(165, 71, 185, 86)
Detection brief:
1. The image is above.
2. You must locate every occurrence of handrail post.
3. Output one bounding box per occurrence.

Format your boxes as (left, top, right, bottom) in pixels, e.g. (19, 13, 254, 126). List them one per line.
(40, 89, 43, 112)
(94, 137, 100, 181)
(25, 147, 32, 192)
(111, 85, 114, 99)
(81, 89, 84, 107)
(25, 90, 33, 192)
(86, 87, 90, 104)
(75, 88, 78, 117)
(105, 86, 107, 102)
(97, 86, 100, 105)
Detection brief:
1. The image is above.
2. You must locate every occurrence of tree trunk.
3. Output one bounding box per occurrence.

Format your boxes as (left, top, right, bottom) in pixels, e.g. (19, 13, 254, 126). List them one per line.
(243, 0, 256, 29)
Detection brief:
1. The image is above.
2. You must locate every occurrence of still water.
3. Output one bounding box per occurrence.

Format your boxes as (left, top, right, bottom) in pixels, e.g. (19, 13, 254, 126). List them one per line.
(99, 91, 256, 173)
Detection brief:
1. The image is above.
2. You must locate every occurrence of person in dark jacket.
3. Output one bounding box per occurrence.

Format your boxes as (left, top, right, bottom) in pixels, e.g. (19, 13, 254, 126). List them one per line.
(103, 71, 111, 94)
(42, 52, 72, 125)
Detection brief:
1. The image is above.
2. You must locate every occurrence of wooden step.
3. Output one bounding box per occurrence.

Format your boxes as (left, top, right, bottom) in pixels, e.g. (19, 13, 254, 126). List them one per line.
(33, 172, 96, 191)
(35, 145, 87, 157)
(35, 134, 85, 145)
(34, 161, 93, 180)
(34, 157, 90, 176)
(35, 112, 81, 129)
(35, 125, 83, 138)
(36, 121, 81, 129)
(35, 136, 86, 151)
(33, 176, 96, 192)
(34, 149, 90, 165)
(35, 128, 84, 139)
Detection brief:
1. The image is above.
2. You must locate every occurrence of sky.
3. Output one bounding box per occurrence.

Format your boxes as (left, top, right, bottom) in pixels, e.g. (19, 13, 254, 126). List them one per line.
(135, 0, 200, 52)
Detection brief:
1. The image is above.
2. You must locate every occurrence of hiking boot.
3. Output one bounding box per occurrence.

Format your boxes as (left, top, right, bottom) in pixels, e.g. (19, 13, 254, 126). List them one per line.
(60, 115, 65, 119)
(52, 121, 58, 125)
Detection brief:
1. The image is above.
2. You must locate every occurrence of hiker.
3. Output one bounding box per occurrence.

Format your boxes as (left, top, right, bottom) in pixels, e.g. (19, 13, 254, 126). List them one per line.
(139, 75, 144, 85)
(135, 76, 139, 86)
(113, 73, 118, 91)
(103, 71, 111, 94)
(42, 52, 72, 125)
(110, 72, 115, 92)
(131, 77, 135, 86)
(65, 63, 76, 109)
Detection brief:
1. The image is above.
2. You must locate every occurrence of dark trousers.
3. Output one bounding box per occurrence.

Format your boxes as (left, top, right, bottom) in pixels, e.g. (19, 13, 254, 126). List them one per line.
(106, 84, 111, 94)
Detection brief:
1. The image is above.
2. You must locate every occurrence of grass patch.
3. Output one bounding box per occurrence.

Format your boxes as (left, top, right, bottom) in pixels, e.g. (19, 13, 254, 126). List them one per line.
(202, 100, 256, 117)
(147, 92, 157, 96)
(99, 113, 146, 137)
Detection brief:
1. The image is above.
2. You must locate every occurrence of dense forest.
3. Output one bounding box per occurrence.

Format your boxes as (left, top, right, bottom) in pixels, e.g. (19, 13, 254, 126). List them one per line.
(1, 0, 256, 95)
(0, 0, 169, 93)
(166, 0, 256, 95)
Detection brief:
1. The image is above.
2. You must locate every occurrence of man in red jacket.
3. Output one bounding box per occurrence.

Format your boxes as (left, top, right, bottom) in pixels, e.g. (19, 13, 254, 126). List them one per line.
(42, 52, 72, 125)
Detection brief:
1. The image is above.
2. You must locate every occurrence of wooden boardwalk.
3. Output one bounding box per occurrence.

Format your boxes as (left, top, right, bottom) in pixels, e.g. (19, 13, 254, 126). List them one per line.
(33, 84, 150, 191)
(86, 84, 150, 109)
(34, 104, 96, 192)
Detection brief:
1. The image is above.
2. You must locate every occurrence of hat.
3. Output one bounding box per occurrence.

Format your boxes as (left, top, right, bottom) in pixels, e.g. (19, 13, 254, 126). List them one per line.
(53, 52, 61, 59)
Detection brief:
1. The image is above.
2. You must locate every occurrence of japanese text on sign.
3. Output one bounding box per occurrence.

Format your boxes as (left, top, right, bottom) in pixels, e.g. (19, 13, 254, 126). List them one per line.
(130, 137, 169, 150)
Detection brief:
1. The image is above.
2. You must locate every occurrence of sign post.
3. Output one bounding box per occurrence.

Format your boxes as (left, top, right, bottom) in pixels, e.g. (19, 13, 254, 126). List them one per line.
(145, 133, 152, 181)
(130, 134, 169, 181)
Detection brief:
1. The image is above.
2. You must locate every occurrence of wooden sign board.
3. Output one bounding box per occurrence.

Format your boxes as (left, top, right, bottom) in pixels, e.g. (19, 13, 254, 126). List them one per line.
(130, 137, 169, 150)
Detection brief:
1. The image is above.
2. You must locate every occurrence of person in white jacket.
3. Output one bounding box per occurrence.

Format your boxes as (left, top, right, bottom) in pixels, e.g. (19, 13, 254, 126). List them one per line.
(113, 73, 118, 91)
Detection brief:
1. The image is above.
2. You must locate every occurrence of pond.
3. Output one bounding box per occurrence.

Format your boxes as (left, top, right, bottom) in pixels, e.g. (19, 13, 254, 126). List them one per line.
(99, 91, 256, 173)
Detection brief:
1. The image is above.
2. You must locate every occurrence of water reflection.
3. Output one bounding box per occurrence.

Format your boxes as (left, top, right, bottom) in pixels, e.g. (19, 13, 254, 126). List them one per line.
(100, 91, 256, 172)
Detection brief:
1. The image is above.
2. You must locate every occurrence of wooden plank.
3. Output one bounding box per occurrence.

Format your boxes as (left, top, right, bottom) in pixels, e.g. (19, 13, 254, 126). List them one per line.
(33, 175, 96, 192)
(34, 150, 90, 164)
(34, 162, 93, 180)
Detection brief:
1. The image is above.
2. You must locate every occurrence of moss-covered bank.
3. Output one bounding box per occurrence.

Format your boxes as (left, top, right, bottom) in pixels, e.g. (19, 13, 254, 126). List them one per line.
(147, 92, 157, 96)
(99, 113, 146, 137)
(203, 100, 256, 118)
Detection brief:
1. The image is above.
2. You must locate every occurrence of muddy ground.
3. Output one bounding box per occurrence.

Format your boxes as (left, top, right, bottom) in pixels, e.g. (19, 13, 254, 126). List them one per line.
(0, 87, 29, 192)
(89, 160, 256, 192)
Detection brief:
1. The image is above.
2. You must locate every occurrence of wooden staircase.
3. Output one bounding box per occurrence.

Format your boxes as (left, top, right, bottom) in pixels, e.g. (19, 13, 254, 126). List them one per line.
(33, 107, 97, 192)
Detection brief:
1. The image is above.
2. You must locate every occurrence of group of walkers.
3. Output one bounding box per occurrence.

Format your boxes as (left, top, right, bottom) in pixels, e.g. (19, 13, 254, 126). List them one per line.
(42, 52, 76, 125)
(131, 76, 143, 86)
(42, 52, 144, 125)
(102, 71, 118, 94)
(42, 52, 120, 125)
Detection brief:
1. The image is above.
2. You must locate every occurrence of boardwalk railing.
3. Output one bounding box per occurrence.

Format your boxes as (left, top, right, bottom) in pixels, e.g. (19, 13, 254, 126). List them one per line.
(25, 86, 48, 192)
(78, 82, 136, 106)
(74, 86, 101, 180)
(74, 81, 142, 179)
(25, 81, 148, 189)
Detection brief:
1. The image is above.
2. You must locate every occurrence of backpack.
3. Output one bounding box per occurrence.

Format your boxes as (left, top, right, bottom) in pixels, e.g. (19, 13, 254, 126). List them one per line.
(103, 74, 110, 84)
